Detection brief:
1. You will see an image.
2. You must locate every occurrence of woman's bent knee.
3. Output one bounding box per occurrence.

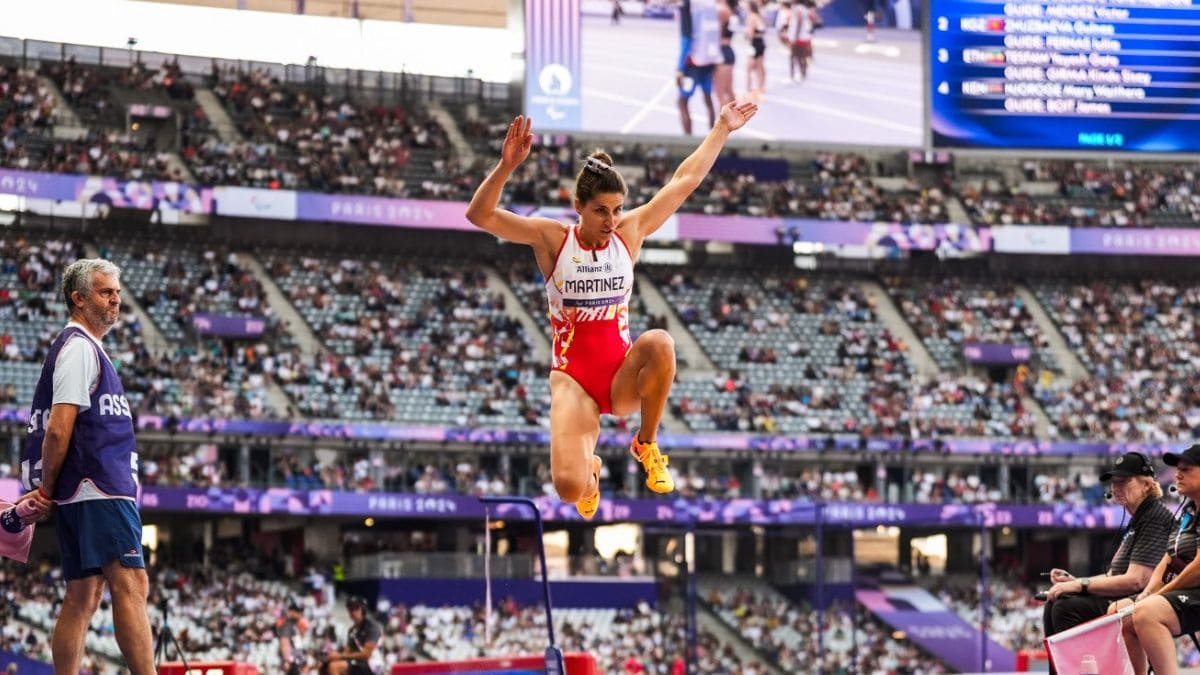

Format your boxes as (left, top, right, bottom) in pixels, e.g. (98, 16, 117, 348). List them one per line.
(643, 330, 675, 356)
(553, 469, 589, 503)
(640, 331, 676, 375)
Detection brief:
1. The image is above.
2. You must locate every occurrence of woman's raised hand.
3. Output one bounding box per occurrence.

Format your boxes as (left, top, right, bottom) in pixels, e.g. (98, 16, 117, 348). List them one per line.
(719, 99, 759, 132)
(501, 115, 534, 168)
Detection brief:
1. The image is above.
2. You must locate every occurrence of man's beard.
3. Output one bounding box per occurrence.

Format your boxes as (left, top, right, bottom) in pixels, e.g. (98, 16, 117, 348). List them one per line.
(86, 303, 118, 334)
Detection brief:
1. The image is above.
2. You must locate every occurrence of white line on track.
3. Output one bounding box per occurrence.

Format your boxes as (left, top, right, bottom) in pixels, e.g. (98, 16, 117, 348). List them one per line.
(764, 95, 922, 135)
(621, 78, 679, 134)
(582, 86, 777, 140)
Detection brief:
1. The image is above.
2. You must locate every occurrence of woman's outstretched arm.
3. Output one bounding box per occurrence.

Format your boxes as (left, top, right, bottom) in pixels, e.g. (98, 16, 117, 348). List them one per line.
(466, 115, 560, 247)
(625, 100, 758, 244)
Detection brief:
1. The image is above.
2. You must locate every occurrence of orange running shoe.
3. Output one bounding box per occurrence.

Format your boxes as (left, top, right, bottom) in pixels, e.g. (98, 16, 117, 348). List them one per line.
(631, 437, 675, 494)
(575, 455, 603, 520)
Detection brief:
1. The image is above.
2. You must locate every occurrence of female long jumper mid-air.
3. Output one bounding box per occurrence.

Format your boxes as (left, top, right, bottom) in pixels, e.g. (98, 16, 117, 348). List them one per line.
(466, 100, 758, 519)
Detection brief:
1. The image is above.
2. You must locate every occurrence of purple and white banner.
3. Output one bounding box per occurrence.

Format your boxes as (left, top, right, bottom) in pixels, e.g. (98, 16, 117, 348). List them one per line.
(994, 225, 1200, 257)
(524, 0, 582, 131)
(295, 193, 476, 230)
(1070, 228, 1200, 257)
(0, 168, 212, 214)
(119, 489, 1134, 528)
(676, 214, 993, 252)
(857, 587, 1016, 672)
(963, 342, 1032, 366)
(0, 479, 1126, 528)
(214, 185, 298, 220)
(0, 407, 1191, 458)
(0, 169, 72, 199)
(82, 177, 212, 213)
(191, 313, 268, 338)
(992, 224, 1072, 255)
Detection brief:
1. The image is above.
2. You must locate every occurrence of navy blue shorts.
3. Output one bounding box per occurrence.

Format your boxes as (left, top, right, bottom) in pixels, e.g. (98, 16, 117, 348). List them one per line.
(679, 63, 715, 98)
(56, 499, 144, 581)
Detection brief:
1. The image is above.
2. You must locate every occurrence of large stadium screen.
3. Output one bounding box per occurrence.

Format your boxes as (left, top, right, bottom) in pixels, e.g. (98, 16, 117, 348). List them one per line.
(524, 0, 924, 147)
(930, 0, 1200, 153)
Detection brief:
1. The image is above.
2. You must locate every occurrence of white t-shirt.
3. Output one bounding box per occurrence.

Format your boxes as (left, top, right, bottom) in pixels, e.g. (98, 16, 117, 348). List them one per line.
(773, 4, 790, 30)
(789, 6, 814, 42)
(52, 322, 109, 412)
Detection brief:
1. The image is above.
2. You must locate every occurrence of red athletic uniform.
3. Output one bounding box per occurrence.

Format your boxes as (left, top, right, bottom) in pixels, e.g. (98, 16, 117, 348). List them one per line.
(545, 226, 635, 413)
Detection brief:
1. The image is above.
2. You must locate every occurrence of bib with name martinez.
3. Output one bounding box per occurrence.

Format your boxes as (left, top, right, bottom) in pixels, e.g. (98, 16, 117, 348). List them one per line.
(545, 226, 634, 369)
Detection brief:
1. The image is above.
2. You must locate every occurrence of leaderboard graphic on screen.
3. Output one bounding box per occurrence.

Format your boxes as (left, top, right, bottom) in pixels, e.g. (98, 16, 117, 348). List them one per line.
(930, 0, 1200, 153)
(526, 0, 925, 147)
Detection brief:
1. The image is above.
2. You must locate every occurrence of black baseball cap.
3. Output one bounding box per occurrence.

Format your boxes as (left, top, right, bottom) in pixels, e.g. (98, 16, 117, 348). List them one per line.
(1164, 444, 1200, 468)
(345, 595, 367, 611)
(288, 600, 303, 613)
(1100, 452, 1156, 482)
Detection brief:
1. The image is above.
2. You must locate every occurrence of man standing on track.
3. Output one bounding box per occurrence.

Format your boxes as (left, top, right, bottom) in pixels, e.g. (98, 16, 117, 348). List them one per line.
(21, 258, 155, 675)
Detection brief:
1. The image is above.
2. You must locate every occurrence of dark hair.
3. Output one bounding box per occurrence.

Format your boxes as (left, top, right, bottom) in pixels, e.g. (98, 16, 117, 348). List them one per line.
(575, 150, 627, 205)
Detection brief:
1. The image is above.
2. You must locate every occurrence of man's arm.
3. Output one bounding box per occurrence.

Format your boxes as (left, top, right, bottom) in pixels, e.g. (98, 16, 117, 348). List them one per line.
(40, 335, 97, 496)
(38, 403, 79, 497)
(13, 489, 52, 523)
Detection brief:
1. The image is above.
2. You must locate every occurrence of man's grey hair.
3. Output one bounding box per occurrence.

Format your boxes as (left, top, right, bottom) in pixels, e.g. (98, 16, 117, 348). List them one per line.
(61, 258, 122, 310)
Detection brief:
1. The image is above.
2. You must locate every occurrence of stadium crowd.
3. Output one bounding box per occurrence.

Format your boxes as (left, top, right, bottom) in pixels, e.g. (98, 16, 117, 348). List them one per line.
(10, 55, 1200, 233)
(7, 229, 1200, 449)
(0, 234, 276, 420)
(122, 442, 1105, 508)
(703, 582, 947, 673)
(192, 67, 457, 197)
(1033, 279, 1200, 442)
(2, 58, 950, 223)
(0, 557, 759, 674)
(960, 160, 1200, 228)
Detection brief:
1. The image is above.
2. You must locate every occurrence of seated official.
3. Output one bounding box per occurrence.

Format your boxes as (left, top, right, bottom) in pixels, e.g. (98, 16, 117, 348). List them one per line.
(1114, 445, 1200, 675)
(320, 596, 380, 675)
(1042, 452, 1174, 675)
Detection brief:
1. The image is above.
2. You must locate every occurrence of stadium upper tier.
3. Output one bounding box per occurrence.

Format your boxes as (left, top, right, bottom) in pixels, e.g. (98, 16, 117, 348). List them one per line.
(4, 228, 1198, 448)
(5, 55, 1200, 229)
(1032, 279, 1200, 442)
(257, 248, 548, 428)
(645, 266, 1032, 438)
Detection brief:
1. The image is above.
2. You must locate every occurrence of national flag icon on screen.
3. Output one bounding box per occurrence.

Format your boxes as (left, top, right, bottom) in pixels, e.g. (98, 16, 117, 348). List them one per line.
(986, 50, 1005, 64)
(988, 82, 1004, 94)
(987, 18, 1005, 31)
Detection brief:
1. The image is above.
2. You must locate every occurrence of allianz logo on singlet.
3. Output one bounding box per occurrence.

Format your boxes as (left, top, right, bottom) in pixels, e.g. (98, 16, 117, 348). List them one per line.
(575, 262, 613, 274)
